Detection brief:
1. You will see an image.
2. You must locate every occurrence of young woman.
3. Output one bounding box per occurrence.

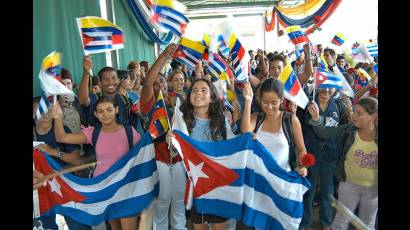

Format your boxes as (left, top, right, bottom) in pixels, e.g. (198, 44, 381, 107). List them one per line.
(307, 97, 378, 230)
(167, 78, 237, 230)
(241, 79, 308, 176)
(53, 96, 141, 230)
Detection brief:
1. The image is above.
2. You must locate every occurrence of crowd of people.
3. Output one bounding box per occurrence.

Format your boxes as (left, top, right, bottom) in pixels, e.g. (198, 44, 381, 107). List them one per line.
(33, 41, 378, 230)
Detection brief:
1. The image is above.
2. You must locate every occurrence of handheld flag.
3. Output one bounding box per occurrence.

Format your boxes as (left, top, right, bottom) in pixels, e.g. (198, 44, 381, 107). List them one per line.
(35, 94, 53, 120)
(33, 133, 158, 225)
(151, 0, 189, 37)
(171, 130, 310, 230)
(227, 33, 250, 82)
(201, 33, 211, 61)
(278, 62, 309, 109)
(217, 34, 230, 59)
(39, 70, 74, 96)
(331, 32, 346, 46)
(285, 25, 309, 51)
(173, 37, 205, 69)
(41, 51, 62, 81)
(333, 65, 354, 98)
(314, 68, 343, 89)
(148, 90, 170, 140)
(76, 16, 124, 55)
(171, 97, 189, 135)
(208, 53, 229, 82)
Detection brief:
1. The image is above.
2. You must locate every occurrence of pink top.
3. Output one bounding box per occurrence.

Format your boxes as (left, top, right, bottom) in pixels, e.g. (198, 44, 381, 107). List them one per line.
(82, 126, 141, 176)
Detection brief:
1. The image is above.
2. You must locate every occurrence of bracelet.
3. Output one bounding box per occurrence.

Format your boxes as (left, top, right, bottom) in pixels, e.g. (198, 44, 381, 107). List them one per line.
(244, 95, 252, 101)
(57, 151, 63, 159)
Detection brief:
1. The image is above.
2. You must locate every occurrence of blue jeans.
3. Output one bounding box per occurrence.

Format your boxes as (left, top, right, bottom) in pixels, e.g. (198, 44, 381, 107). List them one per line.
(300, 160, 337, 228)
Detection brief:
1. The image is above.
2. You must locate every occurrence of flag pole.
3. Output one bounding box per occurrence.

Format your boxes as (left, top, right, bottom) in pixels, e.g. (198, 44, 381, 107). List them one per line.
(36, 162, 99, 185)
(312, 67, 316, 102)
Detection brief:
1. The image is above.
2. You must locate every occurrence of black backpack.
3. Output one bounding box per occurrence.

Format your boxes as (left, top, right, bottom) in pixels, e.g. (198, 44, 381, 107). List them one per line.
(253, 111, 298, 170)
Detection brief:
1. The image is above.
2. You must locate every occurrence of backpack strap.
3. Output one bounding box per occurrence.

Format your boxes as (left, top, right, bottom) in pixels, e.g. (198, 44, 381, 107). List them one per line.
(253, 112, 265, 133)
(282, 112, 297, 170)
(91, 126, 102, 148)
(124, 124, 134, 150)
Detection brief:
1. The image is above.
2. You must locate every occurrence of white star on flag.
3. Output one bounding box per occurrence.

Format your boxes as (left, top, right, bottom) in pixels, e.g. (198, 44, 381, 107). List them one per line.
(48, 177, 62, 197)
(188, 160, 209, 188)
(318, 76, 324, 81)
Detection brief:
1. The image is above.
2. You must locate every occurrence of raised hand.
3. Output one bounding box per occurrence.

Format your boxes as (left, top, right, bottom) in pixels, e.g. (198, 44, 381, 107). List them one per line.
(307, 101, 320, 121)
(83, 55, 93, 75)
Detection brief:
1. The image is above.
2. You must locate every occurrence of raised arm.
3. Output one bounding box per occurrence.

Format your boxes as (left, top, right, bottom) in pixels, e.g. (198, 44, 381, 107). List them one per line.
(52, 102, 87, 145)
(78, 55, 93, 107)
(299, 43, 313, 87)
(240, 82, 257, 133)
(141, 44, 177, 104)
(353, 76, 378, 102)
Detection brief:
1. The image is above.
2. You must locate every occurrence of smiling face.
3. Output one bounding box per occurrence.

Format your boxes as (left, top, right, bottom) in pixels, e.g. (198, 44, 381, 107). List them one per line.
(94, 101, 118, 126)
(100, 70, 118, 96)
(171, 72, 185, 93)
(260, 91, 282, 115)
(190, 80, 211, 109)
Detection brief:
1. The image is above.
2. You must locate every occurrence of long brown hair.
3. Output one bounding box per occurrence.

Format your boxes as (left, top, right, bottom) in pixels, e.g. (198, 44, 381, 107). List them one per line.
(180, 79, 226, 140)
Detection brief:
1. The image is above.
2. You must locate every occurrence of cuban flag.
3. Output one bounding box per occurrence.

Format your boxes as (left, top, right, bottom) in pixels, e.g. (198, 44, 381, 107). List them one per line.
(314, 68, 343, 89)
(41, 51, 62, 81)
(33, 133, 158, 225)
(77, 16, 124, 55)
(366, 43, 378, 57)
(171, 130, 310, 230)
(331, 32, 346, 46)
(173, 37, 205, 69)
(35, 94, 52, 120)
(278, 62, 309, 109)
(151, 0, 189, 37)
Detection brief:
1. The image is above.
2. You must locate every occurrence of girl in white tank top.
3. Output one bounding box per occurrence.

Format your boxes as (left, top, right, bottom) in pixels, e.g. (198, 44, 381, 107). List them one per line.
(256, 117, 291, 171)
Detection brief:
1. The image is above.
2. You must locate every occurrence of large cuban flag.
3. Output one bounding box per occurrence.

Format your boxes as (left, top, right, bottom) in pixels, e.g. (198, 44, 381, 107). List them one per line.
(33, 133, 158, 225)
(171, 130, 310, 230)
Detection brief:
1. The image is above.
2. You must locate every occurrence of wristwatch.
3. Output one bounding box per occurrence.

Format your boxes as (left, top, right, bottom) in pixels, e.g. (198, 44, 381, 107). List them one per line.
(57, 151, 63, 159)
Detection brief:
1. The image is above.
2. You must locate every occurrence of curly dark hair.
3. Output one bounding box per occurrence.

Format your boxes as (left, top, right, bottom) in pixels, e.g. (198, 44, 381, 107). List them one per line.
(180, 79, 226, 140)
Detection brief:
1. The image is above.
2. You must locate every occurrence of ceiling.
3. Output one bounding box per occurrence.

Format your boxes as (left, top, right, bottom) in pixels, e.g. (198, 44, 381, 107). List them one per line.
(179, 0, 306, 18)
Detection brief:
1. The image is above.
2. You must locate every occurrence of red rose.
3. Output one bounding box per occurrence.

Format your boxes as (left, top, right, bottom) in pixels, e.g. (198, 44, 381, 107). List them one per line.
(347, 68, 355, 75)
(300, 153, 316, 167)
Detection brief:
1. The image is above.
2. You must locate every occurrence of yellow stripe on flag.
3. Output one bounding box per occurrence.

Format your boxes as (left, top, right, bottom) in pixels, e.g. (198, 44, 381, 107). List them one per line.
(335, 32, 346, 41)
(219, 72, 229, 81)
(78, 16, 122, 30)
(159, 118, 170, 131)
(202, 33, 211, 47)
(180, 37, 205, 53)
(228, 33, 238, 50)
(41, 51, 61, 71)
(285, 25, 303, 34)
(227, 89, 236, 101)
(156, 0, 187, 13)
(278, 62, 293, 84)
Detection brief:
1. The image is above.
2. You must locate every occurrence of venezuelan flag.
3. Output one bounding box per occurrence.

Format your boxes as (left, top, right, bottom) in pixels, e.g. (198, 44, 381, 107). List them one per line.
(148, 90, 170, 140)
(285, 25, 309, 46)
(278, 62, 309, 109)
(227, 33, 248, 82)
(331, 32, 346, 46)
(77, 16, 124, 55)
(201, 33, 211, 61)
(41, 51, 61, 80)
